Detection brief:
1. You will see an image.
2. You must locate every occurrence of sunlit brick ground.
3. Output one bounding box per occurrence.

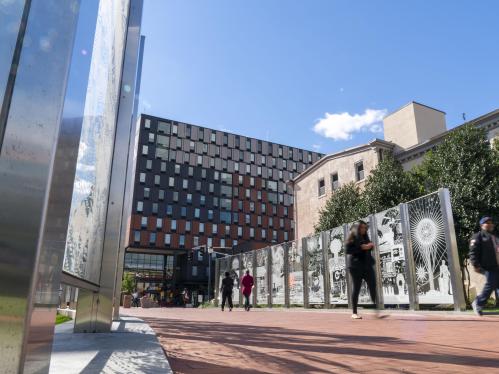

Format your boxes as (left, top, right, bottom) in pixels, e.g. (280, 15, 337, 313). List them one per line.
(123, 307, 499, 374)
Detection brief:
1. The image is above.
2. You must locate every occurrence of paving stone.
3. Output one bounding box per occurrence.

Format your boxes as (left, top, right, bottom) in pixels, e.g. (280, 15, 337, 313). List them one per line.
(124, 307, 499, 374)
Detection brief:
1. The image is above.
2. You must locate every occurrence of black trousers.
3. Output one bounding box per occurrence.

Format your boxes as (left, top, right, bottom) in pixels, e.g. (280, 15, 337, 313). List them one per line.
(221, 291, 233, 310)
(349, 266, 377, 314)
(244, 294, 251, 309)
(476, 269, 499, 307)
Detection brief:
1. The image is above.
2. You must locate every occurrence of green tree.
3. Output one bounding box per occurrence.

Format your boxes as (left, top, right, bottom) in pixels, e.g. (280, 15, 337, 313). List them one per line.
(314, 182, 365, 232)
(121, 272, 135, 294)
(414, 125, 499, 302)
(362, 155, 421, 213)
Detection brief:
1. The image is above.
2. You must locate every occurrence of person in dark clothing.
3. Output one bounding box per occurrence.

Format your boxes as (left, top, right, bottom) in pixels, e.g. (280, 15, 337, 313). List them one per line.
(241, 270, 254, 311)
(346, 220, 377, 319)
(221, 271, 234, 312)
(469, 216, 499, 316)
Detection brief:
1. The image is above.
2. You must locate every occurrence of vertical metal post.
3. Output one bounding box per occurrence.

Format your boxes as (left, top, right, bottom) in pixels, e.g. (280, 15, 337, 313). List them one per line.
(322, 231, 331, 308)
(369, 215, 384, 309)
(302, 237, 309, 308)
(344, 224, 353, 309)
(284, 243, 290, 308)
(238, 252, 243, 306)
(438, 188, 467, 311)
(208, 252, 212, 302)
(214, 258, 220, 307)
(90, 0, 143, 332)
(267, 247, 272, 308)
(252, 250, 257, 307)
(400, 203, 419, 310)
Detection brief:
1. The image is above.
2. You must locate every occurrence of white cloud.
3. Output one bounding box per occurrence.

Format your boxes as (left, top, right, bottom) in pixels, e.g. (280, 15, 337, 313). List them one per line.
(369, 124, 383, 133)
(312, 144, 322, 151)
(313, 108, 387, 141)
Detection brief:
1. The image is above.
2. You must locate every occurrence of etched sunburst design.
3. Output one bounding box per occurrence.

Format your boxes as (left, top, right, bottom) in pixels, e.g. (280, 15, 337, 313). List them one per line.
(409, 193, 447, 292)
(416, 265, 428, 283)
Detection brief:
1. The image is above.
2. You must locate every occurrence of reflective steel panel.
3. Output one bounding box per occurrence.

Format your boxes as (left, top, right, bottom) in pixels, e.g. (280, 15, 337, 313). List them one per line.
(0, 0, 80, 371)
(63, 0, 131, 284)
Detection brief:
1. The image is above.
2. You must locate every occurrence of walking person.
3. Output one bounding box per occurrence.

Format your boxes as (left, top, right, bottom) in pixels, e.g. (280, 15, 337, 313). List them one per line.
(346, 220, 377, 319)
(469, 216, 499, 316)
(241, 270, 254, 311)
(220, 272, 234, 312)
(132, 290, 139, 307)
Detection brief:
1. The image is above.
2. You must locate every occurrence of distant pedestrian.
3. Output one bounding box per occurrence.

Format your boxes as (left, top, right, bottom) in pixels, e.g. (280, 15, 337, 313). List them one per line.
(220, 272, 234, 312)
(469, 217, 499, 316)
(241, 270, 254, 311)
(182, 288, 190, 306)
(346, 220, 377, 319)
(132, 290, 139, 307)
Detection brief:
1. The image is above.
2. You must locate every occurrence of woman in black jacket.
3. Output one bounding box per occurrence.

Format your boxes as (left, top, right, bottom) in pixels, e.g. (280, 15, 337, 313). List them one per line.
(346, 220, 377, 319)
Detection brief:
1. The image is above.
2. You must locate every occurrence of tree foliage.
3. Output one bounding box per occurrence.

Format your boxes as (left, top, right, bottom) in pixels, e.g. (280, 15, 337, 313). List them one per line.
(413, 124, 499, 265)
(362, 155, 421, 213)
(314, 182, 365, 233)
(121, 272, 135, 294)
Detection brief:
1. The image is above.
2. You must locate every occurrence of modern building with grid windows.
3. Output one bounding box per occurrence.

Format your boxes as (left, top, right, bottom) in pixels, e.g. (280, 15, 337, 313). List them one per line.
(124, 114, 323, 303)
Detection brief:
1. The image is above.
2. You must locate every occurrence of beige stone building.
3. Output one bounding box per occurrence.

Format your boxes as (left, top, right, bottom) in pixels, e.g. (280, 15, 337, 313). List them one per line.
(291, 140, 394, 240)
(291, 102, 499, 239)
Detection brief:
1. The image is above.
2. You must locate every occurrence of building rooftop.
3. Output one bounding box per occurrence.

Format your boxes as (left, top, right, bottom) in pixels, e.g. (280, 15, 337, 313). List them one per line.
(289, 138, 395, 184)
(395, 107, 499, 157)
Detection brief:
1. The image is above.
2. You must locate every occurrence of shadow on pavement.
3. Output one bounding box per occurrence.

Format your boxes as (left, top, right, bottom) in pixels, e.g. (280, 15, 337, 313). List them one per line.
(144, 317, 499, 373)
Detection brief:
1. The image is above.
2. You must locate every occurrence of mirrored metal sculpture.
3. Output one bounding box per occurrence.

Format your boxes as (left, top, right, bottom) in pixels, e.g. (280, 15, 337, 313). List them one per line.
(375, 208, 409, 304)
(327, 227, 348, 304)
(408, 193, 453, 304)
(271, 244, 286, 305)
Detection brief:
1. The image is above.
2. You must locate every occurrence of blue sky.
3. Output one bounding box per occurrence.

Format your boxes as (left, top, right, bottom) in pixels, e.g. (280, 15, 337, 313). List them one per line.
(139, 0, 499, 154)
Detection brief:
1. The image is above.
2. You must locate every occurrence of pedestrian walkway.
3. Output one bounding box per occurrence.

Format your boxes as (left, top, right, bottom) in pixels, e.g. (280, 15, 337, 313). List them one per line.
(49, 316, 172, 374)
(124, 307, 499, 373)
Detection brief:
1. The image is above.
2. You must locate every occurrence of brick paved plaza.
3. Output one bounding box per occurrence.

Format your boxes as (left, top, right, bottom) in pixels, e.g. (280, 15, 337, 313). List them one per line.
(123, 307, 499, 374)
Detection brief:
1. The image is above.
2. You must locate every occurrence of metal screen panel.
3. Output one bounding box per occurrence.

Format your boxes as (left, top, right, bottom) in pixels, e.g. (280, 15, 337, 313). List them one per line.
(326, 227, 348, 305)
(229, 255, 241, 306)
(288, 240, 304, 305)
(305, 235, 325, 305)
(242, 251, 254, 274)
(408, 193, 453, 304)
(217, 257, 229, 303)
(271, 244, 286, 305)
(375, 207, 410, 304)
(255, 248, 269, 305)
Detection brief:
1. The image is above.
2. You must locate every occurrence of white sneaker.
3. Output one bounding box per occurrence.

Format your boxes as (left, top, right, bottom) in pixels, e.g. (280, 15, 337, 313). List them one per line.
(351, 314, 362, 319)
(472, 300, 483, 316)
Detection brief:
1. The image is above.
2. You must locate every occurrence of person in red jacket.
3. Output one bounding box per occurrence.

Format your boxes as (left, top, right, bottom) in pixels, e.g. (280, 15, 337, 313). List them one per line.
(241, 270, 254, 311)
